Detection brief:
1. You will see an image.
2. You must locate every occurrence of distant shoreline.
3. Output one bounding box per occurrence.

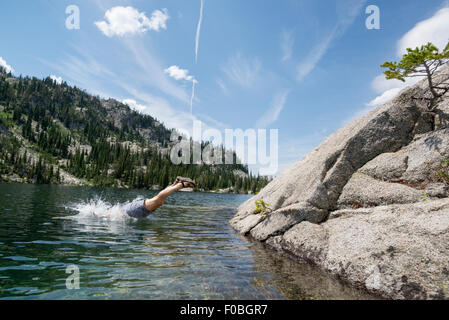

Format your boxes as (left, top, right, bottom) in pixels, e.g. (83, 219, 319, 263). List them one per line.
(0, 179, 255, 195)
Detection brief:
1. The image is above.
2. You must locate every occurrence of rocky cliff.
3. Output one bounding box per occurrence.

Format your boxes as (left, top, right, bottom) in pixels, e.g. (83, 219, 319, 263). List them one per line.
(230, 66, 449, 299)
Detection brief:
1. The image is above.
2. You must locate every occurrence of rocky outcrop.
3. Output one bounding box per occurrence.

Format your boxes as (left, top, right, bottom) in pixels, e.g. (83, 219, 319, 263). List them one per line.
(267, 199, 449, 299)
(230, 66, 449, 299)
(337, 172, 425, 208)
(231, 81, 431, 239)
(337, 127, 449, 208)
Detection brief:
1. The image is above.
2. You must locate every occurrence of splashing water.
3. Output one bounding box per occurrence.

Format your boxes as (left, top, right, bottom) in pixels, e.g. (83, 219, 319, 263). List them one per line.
(0, 184, 377, 299)
(65, 196, 146, 221)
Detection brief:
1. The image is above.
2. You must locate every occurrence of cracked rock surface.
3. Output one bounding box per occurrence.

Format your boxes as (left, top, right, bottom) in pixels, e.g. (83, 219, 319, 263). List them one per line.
(230, 66, 449, 299)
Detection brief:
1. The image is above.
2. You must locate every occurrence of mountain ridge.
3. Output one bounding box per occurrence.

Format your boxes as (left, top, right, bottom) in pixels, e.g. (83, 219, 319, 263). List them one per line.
(0, 68, 269, 193)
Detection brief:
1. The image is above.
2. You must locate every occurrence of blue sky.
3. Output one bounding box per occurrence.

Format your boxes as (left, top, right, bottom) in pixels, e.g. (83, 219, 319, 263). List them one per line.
(1, 0, 449, 174)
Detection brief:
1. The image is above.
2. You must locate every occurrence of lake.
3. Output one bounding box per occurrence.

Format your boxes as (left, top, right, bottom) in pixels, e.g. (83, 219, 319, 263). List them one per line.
(0, 183, 375, 299)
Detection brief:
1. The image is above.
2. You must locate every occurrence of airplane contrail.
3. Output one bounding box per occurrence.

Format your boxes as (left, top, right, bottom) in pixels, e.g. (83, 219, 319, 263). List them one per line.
(195, 0, 204, 63)
(190, 81, 196, 114)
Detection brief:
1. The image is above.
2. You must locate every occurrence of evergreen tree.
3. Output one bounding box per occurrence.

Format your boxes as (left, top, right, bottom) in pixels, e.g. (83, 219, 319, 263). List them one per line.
(0, 72, 270, 192)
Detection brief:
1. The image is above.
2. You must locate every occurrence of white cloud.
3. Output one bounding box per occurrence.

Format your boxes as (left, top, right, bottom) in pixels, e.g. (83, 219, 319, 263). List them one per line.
(366, 74, 415, 107)
(397, 7, 449, 55)
(281, 29, 294, 62)
(50, 75, 62, 85)
(344, 79, 419, 124)
(164, 65, 197, 83)
(371, 74, 406, 94)
(222, 52, 261, 88)
(123, 99, 146, 112)
(255, 89, 290, 128)
(364, 6, 449, 110)
(0, 56, 14, 73)
(366, 87, 402, 108)
(366, 75, 421, 108)
(95, 6, 169, 37)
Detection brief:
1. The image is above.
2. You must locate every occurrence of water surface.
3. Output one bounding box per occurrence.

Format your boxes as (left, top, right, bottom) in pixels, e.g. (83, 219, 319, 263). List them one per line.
(0, 183, 375, 299)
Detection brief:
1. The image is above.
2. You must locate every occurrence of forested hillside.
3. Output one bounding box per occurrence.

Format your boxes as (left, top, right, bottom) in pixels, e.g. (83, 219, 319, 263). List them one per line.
(0, 67, 269, 193)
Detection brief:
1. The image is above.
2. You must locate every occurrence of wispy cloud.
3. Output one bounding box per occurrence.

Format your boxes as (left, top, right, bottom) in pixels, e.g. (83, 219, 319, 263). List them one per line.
(297, 30, 335, 80)
(297, 0, 367, 81)
(216, 78, 229, 95)
(0, 56, 14, 73)
(281, 29, 295, 62)
(45, 54, 202, 133)
(124, 39, 190, 103)
(121, 89, 196, 133)
(222, 52, 261, 88)
(38, 44, 192, 126)
(190, 82, 197, 114)
(397, 7, 449, 55)
(41, 48, 226, 138)
(37, 3, 231, 149)
(38, 46, 116, 98)
(95, 6, 169, 37)
(195, 0, 205, 63)
(255, 89, 290, 128)
(121, 88, 224, 139)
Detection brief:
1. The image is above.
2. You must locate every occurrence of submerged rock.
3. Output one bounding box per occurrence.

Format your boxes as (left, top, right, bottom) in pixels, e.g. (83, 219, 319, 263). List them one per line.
(230, 66, 449, 299)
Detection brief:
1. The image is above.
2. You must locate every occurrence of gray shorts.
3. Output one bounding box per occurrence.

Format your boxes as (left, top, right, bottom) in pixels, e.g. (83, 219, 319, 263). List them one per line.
(122, 200, 152, 218)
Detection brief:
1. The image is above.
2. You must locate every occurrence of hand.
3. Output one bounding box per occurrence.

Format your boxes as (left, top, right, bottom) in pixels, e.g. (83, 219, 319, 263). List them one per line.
(183, 182, 195, 188)
(177, 181, 194, 189)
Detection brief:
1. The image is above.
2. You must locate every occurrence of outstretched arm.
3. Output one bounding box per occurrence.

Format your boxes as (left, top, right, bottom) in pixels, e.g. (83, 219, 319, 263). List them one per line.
(144, 180, 194, 212)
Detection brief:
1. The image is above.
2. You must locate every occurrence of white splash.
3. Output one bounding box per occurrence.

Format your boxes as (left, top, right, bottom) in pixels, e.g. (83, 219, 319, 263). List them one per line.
(195, 0, 205, 63)
(66, 197, 144, 221)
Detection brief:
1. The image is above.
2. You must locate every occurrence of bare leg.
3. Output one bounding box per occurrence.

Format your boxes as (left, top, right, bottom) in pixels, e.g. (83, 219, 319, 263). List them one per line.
(144, 180, 193, 212)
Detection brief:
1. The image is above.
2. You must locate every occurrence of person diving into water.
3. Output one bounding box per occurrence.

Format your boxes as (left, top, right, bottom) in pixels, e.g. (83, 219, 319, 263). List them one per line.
(120, 176, 196, 218)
